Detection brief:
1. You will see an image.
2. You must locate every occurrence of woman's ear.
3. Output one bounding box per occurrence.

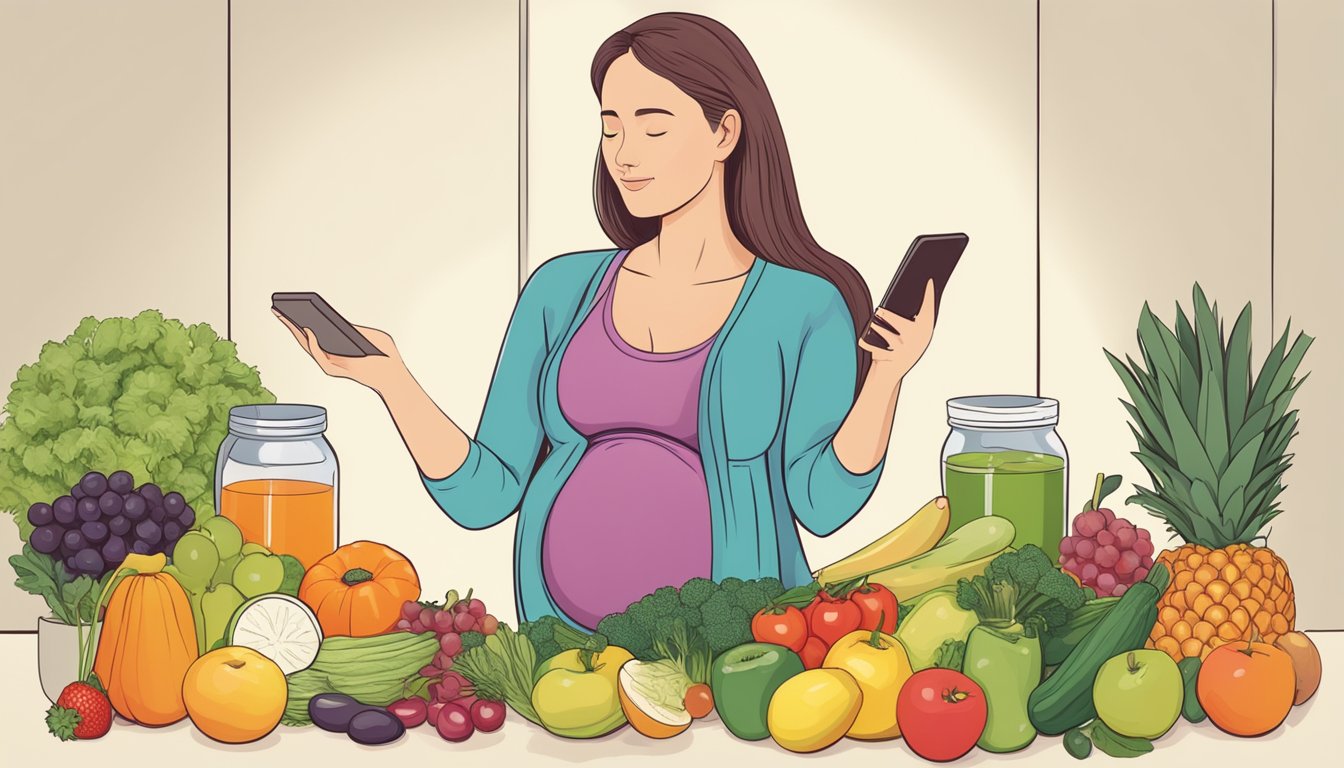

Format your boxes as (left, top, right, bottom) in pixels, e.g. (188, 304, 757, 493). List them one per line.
(714, 109, 742, 161)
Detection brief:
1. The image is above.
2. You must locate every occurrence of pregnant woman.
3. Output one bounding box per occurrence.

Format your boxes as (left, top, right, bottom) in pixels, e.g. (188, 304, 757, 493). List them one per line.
(277, 12, 941, 631)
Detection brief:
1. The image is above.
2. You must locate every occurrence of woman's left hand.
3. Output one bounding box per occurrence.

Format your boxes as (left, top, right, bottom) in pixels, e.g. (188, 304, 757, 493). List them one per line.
(857, 278, 938, 383)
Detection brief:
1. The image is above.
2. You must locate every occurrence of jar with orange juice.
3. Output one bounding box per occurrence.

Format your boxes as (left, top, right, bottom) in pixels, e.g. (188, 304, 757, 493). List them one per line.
(215, 404, 338, 569)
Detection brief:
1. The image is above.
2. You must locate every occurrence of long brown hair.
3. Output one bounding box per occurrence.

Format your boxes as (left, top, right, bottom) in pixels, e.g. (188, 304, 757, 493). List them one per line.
(590, 12, 873, 388)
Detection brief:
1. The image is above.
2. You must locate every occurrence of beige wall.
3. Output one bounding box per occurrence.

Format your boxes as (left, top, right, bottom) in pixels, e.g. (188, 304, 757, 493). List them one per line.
(1, 1, 1340, 629)
(1272, 0, 1344, 631)
(0, 0, 226, 628)
(228, 0, 521, 622)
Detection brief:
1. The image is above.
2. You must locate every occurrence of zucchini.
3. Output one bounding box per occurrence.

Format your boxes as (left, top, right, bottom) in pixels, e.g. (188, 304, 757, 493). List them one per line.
(1042, 596, 1120, 667)
(1027, 563, 1171, 735)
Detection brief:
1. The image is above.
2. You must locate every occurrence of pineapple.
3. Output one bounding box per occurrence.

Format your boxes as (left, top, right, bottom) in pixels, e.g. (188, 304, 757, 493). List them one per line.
(1106, 284, 1313, 662)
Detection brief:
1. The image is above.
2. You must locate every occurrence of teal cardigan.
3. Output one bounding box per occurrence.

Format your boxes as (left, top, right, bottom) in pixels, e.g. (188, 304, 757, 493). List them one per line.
(421, 248, 887, 628)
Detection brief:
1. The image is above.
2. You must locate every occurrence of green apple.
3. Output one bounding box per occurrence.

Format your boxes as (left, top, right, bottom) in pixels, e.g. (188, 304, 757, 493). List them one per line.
(1093, 650, 1184, 739)
(531, 652, 626, 738)
(711, 642, 805, 741)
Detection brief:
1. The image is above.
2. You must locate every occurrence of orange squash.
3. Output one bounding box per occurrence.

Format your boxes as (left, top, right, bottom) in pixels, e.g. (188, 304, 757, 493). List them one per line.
(299, 540, 420, 637)
(93, 553, 199, 726)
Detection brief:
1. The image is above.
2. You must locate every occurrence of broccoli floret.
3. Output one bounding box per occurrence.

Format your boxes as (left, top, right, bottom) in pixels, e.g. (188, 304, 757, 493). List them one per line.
(730, 581, 773, 615)
(956, 544, 1093, 643)
(518, 615, 592, 663)
(753, 577, 787, 601)
(648, 586, 682, 618)
(718, 577, 745, 594)
(460, 631, 487, 653)
(678, 578, 718, 609)
(598, 611, 654, 661)
(699, 591, 753, 655)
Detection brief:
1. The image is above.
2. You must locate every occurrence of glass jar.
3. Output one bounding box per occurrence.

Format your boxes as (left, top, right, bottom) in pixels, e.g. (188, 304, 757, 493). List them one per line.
(215, 404, 338, 569)
(941, 395, 1069, 564)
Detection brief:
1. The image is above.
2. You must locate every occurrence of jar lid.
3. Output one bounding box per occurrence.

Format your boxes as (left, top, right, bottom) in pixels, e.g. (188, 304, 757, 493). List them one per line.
(228, 404, 327, 438)
(947, 395, 1059, 429)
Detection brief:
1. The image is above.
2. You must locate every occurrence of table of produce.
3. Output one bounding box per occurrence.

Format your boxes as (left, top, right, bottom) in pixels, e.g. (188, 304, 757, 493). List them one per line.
(7, 474, 1330, 763)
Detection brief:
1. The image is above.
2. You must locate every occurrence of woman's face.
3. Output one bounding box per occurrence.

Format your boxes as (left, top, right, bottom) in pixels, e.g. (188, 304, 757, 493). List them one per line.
(599, 51, 739, 219)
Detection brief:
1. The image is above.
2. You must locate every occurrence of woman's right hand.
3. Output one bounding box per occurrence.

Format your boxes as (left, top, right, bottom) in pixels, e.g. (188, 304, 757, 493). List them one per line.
(273, 310, 410, 395)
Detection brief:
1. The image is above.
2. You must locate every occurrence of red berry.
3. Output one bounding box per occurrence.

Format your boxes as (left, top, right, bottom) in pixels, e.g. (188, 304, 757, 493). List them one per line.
(480, 615, 499, 635)
(1076, 539, 1096, 559)
(47, 682, 112, 740)
(467, 599, 486, 618)
(1096, 530, 1115, 547)
(440, 632, 463, 657)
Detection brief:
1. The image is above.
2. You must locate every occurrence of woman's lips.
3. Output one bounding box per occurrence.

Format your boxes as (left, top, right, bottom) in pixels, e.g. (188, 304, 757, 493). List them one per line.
(620, 177, 653, 191)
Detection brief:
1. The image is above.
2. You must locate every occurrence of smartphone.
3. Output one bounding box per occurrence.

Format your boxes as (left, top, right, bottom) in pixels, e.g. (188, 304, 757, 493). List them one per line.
(271, 292, 386, 357)
(863, 232, 968, 349)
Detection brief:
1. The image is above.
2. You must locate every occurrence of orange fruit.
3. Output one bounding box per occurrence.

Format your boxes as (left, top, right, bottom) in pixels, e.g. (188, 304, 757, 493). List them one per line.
(182, 647, 287, 743)
(1197, 639, 1295, 737)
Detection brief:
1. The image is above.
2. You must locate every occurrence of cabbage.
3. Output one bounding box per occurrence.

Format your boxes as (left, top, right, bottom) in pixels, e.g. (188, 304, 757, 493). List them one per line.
(0, 310, 275, 537)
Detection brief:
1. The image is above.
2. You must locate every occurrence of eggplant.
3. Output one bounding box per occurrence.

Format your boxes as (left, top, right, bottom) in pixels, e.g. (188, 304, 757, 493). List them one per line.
(348, 709, 406, 745)
(308, 693, 377, 733)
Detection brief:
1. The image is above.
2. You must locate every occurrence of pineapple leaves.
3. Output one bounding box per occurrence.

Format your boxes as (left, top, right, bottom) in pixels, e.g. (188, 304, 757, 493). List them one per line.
(1106, 283, 1311, 549)
(1224, 303, 1254, 432)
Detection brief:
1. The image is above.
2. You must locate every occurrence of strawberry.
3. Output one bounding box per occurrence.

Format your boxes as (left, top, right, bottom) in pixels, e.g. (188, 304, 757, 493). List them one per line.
(45, 681, 112, 741)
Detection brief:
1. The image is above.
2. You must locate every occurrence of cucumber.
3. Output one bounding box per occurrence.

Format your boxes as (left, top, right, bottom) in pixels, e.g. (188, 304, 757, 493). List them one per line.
(1027, 563, 1171, 735)
(1178, 657, 1206, 722)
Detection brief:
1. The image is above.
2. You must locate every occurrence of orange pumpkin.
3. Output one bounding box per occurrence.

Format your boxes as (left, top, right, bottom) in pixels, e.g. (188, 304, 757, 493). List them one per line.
(299, 541, 421, 637)
(93, 554, 199, 726)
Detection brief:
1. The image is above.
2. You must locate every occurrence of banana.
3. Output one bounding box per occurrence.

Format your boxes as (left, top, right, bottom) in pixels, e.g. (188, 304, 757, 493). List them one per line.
(862, 516, 1017, 602)
(813, 496, 951, 586)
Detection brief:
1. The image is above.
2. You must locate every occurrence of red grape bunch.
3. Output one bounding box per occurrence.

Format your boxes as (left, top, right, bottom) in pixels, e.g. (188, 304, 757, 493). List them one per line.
(1060, 505, 1156, 597)
(395, 589, 504, 742)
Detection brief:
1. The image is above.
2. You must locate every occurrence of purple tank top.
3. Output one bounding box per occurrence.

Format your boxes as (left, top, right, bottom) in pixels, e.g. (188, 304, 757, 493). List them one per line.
(545, 250, 715, 629)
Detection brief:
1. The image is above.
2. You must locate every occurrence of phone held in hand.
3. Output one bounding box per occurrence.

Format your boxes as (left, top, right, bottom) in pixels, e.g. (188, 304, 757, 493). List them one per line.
(863, 232, 968, 349)
(271, 292, 385, 358)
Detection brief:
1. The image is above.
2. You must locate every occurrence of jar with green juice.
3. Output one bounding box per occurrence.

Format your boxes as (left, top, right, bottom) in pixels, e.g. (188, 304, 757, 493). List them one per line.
(941, 396, 1069, 563)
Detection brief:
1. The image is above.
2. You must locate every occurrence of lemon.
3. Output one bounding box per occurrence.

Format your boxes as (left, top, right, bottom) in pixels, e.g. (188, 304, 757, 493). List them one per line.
(767, 668, 863, 753)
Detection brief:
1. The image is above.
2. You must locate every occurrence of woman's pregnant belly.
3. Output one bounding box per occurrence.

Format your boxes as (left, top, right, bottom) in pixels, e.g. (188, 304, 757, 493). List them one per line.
(542, 432, 712, 630)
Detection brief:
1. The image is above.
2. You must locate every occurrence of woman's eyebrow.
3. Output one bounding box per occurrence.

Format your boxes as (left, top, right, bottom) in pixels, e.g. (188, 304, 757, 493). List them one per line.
(600, 108, 674, 118)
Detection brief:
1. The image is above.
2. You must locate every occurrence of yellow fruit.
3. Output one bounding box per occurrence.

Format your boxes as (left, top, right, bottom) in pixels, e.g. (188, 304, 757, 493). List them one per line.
(822, 629, 913, 740)
(182, 646, 286, 743)
(814, 496, 950, 584)
(1147, 544, 1295, 662)
(767, 668, 862, 753)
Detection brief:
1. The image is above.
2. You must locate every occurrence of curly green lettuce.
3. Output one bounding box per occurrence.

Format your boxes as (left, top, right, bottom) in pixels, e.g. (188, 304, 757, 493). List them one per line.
(0, 310, 275, 537)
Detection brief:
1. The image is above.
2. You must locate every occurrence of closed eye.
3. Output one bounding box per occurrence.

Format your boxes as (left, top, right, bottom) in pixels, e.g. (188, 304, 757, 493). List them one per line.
(648, 131, 667, 137)
(602, 132, 618, 138)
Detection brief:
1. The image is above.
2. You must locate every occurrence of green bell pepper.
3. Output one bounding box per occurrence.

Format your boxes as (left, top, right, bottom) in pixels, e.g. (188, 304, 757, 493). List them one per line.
(963, 623, 1040, 753)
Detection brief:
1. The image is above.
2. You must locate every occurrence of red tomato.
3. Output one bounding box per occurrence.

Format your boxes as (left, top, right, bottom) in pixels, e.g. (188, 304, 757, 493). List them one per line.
(751, 606, 808, 653)
(848, 583, 899, 634)
(896, 668, 988, 762)
(808, 594, 862, 647)
(799, 636, 828, 670)
(802, 594, 824, 627)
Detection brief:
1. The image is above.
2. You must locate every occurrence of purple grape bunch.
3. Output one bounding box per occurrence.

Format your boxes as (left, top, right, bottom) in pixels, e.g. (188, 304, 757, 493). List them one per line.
(1059, 505, 1157, 597)
(26, 470, 197, 579)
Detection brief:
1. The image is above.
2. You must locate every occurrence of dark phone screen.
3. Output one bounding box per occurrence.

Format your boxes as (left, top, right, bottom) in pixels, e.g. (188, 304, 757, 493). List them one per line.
(863, 233, 967, 348)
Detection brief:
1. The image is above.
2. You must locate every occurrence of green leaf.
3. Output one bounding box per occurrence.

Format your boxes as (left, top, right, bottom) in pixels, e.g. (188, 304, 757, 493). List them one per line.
(1223, 303, 1254, 433)
(1197, 375, 1230, 472)
(1266, 332, 1314, 404)
(10, 545, 74, 624)
(1106, 351, 1175, 457)
(1157, 373, 1219, 489)
(1248, 325, 1292, 414)
(1089, 721, 1154, 758)
(1190, 480, 1229, 546)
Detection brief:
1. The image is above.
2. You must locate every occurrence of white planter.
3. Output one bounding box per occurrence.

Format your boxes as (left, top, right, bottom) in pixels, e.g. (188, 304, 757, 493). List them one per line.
(37, 615, 103, 704)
